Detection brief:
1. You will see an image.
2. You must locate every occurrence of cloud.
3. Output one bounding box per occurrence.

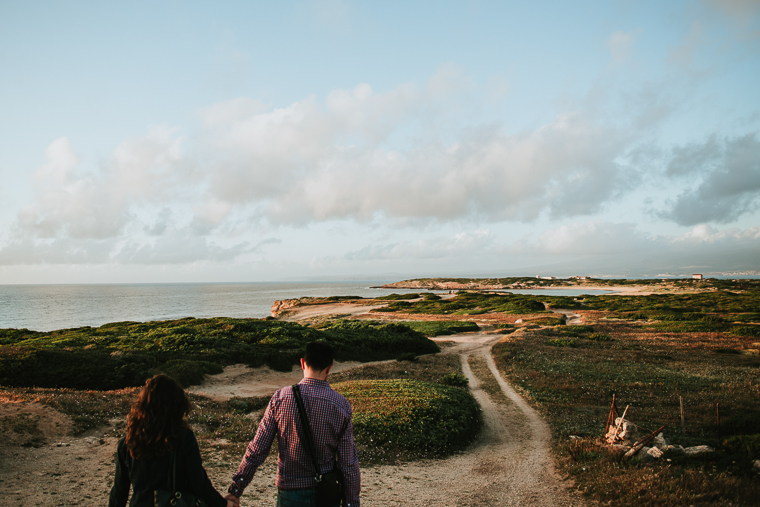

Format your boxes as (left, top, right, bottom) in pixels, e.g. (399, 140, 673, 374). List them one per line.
(609, 30, 636, 64)
(201, 90, 636, 224)
(663, 133, 760, 225)
(511, 220, 760, 274)
(523, 221, 648, 255)
(302, 0, 353, 34)
(16, 129, 188, 240)
(112, 228, 252, 265)
(0, 237, 113, 265)
(344, 229, 494, 261)
(706, 0, 760, 20)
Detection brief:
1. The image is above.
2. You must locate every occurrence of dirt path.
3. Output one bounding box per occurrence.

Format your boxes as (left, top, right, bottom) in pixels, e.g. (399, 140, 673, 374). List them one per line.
(354, 331, 583, 506)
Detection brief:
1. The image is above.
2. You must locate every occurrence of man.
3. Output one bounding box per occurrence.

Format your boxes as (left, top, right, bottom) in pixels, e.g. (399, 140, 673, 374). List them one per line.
(226, 341, 361, 507)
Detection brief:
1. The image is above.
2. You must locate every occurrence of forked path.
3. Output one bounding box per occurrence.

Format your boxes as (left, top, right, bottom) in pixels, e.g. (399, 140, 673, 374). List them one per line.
(0, 329, 584, 506)
(355, 332, 584, 506)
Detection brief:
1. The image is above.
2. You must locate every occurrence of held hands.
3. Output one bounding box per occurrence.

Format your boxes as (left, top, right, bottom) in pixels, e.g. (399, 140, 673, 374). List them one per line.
(224, 493, 240, 507)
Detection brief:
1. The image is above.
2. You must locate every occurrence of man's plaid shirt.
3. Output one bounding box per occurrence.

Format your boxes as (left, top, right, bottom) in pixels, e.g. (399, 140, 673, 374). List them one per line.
(229, 377, 361, 506)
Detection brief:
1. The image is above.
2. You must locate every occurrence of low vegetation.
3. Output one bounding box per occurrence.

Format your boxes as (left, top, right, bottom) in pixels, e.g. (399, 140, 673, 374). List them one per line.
(336, 379, 481, 462)
(371, 291, 546, 315)
(0, 318, 439, 390)
(399, 320, 480, 336)
(492, 306, 760, 504)
(0, 347, 476, 465)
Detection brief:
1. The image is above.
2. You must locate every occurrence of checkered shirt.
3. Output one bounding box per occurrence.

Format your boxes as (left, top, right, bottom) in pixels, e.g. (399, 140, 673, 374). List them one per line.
(229, 377, 361, 506)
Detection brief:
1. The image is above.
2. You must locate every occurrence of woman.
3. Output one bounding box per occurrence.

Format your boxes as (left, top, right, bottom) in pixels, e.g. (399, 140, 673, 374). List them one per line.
(108, 374, 236, 507)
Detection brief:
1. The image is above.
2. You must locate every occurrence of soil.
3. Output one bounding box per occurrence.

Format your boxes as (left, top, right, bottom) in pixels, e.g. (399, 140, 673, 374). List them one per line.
(0, 303, 587, 507)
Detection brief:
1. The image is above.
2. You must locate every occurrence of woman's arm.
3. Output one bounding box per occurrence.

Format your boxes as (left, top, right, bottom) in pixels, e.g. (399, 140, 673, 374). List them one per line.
(107, 438, 130, 507)
(180, 429, 228, 507)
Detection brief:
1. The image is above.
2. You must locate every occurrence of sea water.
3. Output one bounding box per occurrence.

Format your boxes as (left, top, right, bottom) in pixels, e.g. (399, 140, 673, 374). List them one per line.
(0, 282, 425, 332)
(0, 282, 621, 332)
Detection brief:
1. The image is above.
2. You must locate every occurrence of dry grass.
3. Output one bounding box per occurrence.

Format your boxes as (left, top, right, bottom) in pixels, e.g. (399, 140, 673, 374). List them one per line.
(492, 317, 760, 506)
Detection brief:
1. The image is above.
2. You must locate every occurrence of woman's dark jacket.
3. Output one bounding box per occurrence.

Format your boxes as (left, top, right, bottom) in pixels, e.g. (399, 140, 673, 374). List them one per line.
(108, 427, 226, 507)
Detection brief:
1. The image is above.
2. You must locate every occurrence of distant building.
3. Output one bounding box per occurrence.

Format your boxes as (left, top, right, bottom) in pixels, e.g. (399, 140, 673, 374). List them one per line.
(692, 274, 703, 280)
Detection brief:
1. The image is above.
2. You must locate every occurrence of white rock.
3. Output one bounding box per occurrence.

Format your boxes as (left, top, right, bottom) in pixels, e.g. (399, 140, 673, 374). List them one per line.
(683, 445, 714, 456)
(653, 432, 668, 449)
(647, 446, 664, 459)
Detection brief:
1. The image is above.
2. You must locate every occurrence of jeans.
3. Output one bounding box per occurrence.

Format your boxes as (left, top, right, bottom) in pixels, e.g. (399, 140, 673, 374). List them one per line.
(276, 488, 341, 507)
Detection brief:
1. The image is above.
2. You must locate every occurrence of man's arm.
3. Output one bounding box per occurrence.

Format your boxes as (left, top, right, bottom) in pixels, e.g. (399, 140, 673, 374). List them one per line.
(228, 396, 278, 497)
(337, 411, 361, 507)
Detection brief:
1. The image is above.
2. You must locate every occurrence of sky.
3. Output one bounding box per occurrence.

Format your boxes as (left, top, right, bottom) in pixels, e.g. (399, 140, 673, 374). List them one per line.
(1, 0, 759, 284)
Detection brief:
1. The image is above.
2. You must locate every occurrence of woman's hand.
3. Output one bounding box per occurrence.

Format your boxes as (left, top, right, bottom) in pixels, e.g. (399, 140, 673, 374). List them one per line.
(224, 493, 240, 507)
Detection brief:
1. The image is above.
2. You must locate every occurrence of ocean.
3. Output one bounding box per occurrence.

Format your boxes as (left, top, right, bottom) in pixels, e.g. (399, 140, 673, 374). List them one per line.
(0, 282, 616, 332)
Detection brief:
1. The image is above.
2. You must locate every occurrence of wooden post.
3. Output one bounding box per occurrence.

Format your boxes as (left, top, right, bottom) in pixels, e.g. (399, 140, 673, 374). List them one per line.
(604, 394, 618, 437)
(623, 424, 667, 459)
(717, 402, 721, 442)
(611, 405, 630, 441)
(680, 396, 685, 439)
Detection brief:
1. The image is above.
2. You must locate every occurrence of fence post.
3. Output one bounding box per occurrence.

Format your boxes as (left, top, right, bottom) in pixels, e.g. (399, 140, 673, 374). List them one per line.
(680, 396, 685, 439)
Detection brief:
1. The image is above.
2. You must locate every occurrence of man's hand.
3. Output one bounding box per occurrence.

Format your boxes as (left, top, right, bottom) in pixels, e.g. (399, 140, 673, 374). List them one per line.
(224, 493, 240, 507)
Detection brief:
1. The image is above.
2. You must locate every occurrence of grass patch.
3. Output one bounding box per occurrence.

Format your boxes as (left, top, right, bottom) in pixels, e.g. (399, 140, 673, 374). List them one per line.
(492, 309, 760, 506)
(400, 320, 480, 336)
(467, 356, 506, 403)
(0, 318, 439, 390)
(546, 338, 578, 347)
(371, 291, 546, 315)
(335, 379, 481, 463)
(374, 293, 422, 300)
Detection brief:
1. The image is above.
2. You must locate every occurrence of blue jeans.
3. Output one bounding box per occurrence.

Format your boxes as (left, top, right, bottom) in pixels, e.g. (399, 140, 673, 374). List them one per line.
(276, 488, 341, 507)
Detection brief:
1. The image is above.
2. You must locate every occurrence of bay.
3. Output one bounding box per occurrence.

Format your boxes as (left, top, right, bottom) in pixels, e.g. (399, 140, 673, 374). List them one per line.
(0, 282, 424, 332)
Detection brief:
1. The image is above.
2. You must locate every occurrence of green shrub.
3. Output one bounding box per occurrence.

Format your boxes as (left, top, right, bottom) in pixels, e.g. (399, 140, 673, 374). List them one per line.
(441, 372, 469, 387)
(723, 434, 760, 457)
(335, 379, 481, 460)
(0, 317, 440, 389)
(530, 317, 565, 326)
(396, 352, 419, 362)
(157, 360, 224, 388)
(400, 321, 479, 337)
(375, 293, 420, 300)
(588, 333, 612, 341)
(226, 396, 272, 414)
(546, 338, 578, 347)
(728, 325, 760, 337)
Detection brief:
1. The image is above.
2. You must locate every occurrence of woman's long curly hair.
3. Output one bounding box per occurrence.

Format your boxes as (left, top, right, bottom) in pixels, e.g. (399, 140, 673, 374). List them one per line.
(125, 374, 190, 460)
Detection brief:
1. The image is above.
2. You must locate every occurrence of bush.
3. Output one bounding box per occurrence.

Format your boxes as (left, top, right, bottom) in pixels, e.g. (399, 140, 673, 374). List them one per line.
(335, 379, 481, 460)
(0, 317, 441, 389)
(723, 434, 760, 458)
(441, 372, 469, 387)
(158, 360, 224, 388)
(400, 321, 479, 337)
(546, 338, 578, 347)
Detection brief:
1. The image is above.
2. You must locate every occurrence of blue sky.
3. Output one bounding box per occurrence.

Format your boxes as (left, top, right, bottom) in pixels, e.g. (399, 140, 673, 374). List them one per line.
(1, 0, 759, 283)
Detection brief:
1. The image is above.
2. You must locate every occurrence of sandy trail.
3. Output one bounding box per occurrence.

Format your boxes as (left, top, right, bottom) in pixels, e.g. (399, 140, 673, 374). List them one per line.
(352, 331, 583, 506)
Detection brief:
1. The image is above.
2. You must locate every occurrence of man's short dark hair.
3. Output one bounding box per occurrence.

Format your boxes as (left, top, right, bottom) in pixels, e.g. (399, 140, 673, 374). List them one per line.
(304, 341, 334, 371)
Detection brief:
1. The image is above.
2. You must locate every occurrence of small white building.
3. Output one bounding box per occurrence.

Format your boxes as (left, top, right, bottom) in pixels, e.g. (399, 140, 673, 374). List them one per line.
(692, 273, 703, 280)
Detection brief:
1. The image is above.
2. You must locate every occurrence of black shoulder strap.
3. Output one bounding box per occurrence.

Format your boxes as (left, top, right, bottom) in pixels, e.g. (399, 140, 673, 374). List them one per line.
(292, 384, 322, 480)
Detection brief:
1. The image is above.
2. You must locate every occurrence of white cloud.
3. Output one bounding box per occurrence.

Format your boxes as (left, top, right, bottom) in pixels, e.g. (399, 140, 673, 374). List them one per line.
(344, 229, 494, 261)
(663, 133, 760, 225)
(15, 129, 188, 241)
(609, 30, 636, 64)
(525, 221, 647, 255)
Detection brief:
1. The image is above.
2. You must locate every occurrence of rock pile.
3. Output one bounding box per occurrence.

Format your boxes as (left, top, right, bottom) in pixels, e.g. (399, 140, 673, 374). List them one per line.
(604, 416, 713, 461)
